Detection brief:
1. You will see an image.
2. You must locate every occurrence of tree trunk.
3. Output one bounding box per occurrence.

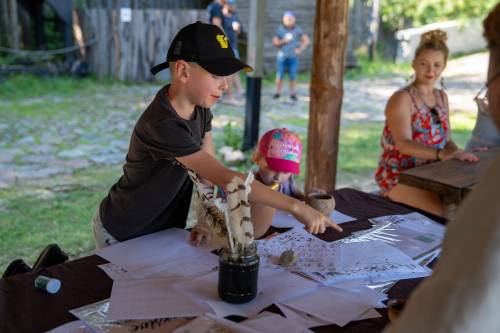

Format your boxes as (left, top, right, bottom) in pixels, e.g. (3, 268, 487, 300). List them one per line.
(305, 0, 349, 193)
(368, 0, 380, 61)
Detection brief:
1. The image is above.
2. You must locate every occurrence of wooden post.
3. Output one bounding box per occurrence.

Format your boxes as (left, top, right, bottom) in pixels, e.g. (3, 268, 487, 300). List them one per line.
(8, 0, 19, 49)
(243, 0, 266, 151)
(368, 0, 380, 61)
(305, 0, 349, 192)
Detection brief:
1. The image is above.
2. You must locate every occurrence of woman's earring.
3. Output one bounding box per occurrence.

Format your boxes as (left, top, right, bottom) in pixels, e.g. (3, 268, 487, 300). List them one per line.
(406, 74, 415, 84)
(440, 77, 445, 89)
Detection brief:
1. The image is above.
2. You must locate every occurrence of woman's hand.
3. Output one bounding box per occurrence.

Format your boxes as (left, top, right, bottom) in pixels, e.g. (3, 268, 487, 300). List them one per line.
(440, 148, 479, 162)
(291, 202, 343, 234)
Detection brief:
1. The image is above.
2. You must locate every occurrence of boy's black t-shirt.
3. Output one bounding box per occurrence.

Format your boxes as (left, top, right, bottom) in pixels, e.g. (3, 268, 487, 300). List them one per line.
(99, 85, 213, 241)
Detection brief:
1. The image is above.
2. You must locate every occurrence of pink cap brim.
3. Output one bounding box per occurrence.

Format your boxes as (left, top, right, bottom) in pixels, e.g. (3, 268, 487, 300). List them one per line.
(266, 157, 300, 175)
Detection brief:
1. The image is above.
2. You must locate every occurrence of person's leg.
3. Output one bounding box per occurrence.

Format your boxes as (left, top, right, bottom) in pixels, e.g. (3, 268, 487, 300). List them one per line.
(289, 57, 298, 100)
(92, 210, 119, 250)
(387, 183, 445, 217)
(232, 48, 243, 96)
(251, 202, 277, 238)
(275, 56, 286, 98)
(232, 72, 242, 97)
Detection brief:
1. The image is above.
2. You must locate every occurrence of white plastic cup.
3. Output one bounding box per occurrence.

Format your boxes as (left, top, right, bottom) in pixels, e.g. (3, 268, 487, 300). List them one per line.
(34, 275, 61, 294)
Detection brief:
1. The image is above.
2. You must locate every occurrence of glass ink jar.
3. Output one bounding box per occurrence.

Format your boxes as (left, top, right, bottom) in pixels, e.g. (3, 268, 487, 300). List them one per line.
(217, 243, 259, 304)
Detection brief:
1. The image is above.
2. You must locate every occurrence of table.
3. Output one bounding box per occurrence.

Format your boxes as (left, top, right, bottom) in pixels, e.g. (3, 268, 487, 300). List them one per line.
(0, 188, 446, 333)
(398, 147, 500, 204)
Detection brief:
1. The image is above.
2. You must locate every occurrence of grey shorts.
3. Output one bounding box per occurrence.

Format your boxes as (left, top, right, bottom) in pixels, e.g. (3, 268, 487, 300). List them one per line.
(92, 210, 119, 250)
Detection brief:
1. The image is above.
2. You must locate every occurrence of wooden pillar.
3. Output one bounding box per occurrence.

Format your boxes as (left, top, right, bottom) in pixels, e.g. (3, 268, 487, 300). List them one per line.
(33, 0, 45, 50)
(305, 0, 349, 192)
(8, 0, 19, 49)
(243, 0, 266, 150)
(0, 0, 9, 47)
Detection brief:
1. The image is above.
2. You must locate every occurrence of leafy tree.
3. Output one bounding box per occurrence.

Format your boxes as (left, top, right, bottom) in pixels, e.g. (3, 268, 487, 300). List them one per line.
(380, 0, 498, 31)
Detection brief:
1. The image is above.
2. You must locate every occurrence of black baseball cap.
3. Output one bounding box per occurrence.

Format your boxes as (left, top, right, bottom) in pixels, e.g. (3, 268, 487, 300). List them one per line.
(150, 21, 253, 76)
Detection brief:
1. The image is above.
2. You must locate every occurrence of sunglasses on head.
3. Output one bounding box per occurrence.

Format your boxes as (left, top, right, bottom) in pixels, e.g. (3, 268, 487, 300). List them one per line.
(430, 107, 441, 125)
(475, 69, 500, 101)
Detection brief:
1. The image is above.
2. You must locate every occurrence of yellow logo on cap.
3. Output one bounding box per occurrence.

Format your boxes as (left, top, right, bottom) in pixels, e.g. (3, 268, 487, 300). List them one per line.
(216, 34, 229, 48)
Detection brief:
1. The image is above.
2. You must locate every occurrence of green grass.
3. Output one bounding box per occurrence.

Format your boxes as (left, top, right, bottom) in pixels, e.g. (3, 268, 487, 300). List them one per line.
(344, 54, 413, 80)
(0, 74, 141, 101)
(0, 165, 121, 273)
(261, 53, 413, 84)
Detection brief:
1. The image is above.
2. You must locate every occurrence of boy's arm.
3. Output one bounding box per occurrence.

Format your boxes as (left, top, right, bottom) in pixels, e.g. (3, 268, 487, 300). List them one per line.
(176, 150, 342, 234)
(202, 131, 215, 157)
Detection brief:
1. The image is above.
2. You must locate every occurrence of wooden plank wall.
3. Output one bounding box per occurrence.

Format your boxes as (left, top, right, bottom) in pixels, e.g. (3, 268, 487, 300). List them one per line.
(77, 8, 204, 81)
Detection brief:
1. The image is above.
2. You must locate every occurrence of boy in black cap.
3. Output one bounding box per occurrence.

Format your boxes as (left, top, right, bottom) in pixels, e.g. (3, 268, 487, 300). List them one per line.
(92, 22, 342, 249)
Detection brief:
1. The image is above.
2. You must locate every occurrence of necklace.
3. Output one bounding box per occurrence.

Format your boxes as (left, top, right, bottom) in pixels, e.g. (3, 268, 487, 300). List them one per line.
(412, 85, 441, 124)
(412, 85, 437, 109)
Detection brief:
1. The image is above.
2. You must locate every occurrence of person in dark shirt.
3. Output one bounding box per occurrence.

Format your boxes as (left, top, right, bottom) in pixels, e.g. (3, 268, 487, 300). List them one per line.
(92, 21, 342, 249)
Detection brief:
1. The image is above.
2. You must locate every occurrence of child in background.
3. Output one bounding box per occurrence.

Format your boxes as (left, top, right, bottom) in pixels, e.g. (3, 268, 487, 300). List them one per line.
(251, 128, 305, 235)
(272, 11, 309, 101)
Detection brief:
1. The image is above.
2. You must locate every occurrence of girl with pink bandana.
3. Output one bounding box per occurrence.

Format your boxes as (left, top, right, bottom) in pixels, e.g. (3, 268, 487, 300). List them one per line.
(251, 128, 306, 233)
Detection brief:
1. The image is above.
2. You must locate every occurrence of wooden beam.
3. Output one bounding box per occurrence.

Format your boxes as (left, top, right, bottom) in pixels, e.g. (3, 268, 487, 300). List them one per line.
(243, 0, 266, 150)
(9, 0, 20, 49)
(305, 0, 349, 192)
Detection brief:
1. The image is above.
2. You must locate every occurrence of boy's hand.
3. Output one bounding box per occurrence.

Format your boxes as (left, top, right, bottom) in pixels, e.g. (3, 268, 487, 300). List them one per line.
(292, 202, 343, 234)
(189, 226, 213, 248)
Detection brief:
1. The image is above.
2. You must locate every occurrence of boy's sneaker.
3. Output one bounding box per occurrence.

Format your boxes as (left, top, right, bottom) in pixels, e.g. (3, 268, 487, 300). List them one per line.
(272, 93, 280, 99)
(32, 244, 69, 271)
(290, 94, 298, 101)
(2, 259, 32, 278)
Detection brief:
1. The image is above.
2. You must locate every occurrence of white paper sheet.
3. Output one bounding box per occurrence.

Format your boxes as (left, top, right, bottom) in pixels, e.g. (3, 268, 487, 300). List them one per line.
(330, 240, 432, 284)
(369, 212, 445, 259)
(172, 268, 318, 318)
(98, 263, 132, 281)
(276, 303, 381, 329)
(300, 240, 432, 284)
(256, 227, 342, 273)
(272, 210, 355, 228)
(173, 313, 261, 333)
(276, 303, 331, 328)
(45, 320, 93, 333)
(99, 253, 219, 282)
(282, 287, 378, 327)
(241, 312, 314, 333)
(355, 309, 382, 320)
(108, 278, 208, 320)
(95, 228, 210, 272)
(70, 299, 190, 333)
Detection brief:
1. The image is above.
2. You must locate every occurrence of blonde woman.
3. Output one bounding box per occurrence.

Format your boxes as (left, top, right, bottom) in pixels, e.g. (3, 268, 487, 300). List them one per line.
(384, 5, 500, 332)
(375, 30, 478, 216)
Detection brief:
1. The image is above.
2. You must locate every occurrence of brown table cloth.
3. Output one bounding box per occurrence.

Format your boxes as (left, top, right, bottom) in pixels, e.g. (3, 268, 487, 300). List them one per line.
(0, 188, 446, 333)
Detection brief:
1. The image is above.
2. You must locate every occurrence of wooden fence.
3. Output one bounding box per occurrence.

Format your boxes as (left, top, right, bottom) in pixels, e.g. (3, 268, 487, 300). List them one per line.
(76, 8, 205, 81)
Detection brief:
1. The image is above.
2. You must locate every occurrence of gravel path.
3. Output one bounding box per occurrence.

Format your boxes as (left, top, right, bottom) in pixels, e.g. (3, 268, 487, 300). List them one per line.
(0, 52, 487, 191)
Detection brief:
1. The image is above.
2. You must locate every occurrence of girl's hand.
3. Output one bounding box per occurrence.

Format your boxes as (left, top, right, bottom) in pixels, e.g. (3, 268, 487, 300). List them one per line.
(441, 148, 479, 162)
(291, 202, 343, 234)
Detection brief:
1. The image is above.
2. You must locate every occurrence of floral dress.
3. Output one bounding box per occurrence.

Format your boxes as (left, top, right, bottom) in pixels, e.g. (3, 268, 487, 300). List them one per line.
(375, 87, 450, 194)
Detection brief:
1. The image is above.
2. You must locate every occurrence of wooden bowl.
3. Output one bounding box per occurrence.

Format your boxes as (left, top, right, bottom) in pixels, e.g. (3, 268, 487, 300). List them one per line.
(306, 191, 336, 216)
